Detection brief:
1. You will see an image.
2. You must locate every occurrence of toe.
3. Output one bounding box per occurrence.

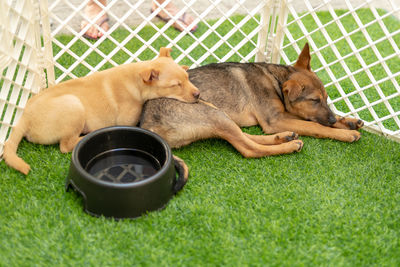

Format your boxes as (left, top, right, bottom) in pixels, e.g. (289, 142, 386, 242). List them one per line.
(283, 132, 298, 142)
(352, 131, 361, 142)
(295, 140, 303, 152)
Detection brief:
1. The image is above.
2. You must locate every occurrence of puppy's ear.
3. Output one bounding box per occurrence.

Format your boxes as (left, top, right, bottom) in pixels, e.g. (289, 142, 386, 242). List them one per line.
(139, 68, 159, 84)
(282, 80, 303, 102)
(159, 47, 172, 58)
(294, 43, 311, 71)
(181, 65, 189, 71)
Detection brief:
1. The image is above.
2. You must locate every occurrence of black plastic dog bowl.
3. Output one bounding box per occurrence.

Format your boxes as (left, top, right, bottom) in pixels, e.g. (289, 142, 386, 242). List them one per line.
(65, 126, 186, 219)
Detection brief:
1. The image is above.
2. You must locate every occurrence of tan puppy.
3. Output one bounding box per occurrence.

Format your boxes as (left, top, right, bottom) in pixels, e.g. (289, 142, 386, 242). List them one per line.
(2, 47, 200, 175)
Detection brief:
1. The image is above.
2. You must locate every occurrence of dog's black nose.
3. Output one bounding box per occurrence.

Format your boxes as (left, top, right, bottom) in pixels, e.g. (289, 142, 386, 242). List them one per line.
(193, 91, 200, 99)
(328, 115, 337, 125)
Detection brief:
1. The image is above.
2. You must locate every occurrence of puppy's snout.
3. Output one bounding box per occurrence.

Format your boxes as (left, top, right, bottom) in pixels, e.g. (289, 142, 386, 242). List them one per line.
(328, 114, 337, 125)
(193, 91, 200, 99)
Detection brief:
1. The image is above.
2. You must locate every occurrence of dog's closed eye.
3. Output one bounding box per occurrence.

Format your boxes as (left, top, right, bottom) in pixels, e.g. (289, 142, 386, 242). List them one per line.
(309, 98, 322, 106)
(169, 80, 182, 87)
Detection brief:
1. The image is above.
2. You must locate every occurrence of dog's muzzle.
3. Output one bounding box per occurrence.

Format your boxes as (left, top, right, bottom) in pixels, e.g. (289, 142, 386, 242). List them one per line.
(193, 91, 200, 99)
(328, 114, 337, 125)
(318, 114, 337, 126)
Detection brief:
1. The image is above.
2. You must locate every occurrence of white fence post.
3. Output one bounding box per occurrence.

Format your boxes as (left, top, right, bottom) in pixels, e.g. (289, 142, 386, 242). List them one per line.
(255, 0, 273, 62)
(270, 0, 288, 64)
(40, 0, 56, 87)
(256, 0, 289, 64)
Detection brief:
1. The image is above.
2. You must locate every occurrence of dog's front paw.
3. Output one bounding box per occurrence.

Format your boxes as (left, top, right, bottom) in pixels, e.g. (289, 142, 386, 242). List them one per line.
(333, 117, 364, 130)
(345, 118, 364, 130)
(341, 130, 361, 142)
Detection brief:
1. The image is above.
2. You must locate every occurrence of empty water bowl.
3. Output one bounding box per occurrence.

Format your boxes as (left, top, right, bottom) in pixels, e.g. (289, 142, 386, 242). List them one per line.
(65, 126, 187, 219)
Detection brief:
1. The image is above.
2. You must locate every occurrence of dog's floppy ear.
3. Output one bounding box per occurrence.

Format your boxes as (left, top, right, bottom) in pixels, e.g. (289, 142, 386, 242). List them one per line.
(159, 47, 172, 58)
(181, 65, 189, 71)
(294, 43, 311, 71)
(282, 80, 304, 102)
(139, 68, 159, 84)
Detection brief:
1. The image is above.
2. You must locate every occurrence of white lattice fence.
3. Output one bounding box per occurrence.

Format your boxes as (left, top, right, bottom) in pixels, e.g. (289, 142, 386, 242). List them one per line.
(1, 0, 399, 156)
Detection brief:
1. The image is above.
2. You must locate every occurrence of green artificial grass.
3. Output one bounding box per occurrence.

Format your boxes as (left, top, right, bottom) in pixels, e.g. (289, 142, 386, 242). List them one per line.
(1, 9, 400, 266)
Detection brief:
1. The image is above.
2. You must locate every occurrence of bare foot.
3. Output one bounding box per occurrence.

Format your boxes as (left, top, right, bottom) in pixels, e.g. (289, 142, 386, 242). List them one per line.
(81, 0, 109, 40)
(151, 1, 197, 32)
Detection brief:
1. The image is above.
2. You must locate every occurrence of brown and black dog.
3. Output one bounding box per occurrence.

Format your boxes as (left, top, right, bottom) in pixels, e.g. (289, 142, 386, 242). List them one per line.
(140, 43, 363, 160)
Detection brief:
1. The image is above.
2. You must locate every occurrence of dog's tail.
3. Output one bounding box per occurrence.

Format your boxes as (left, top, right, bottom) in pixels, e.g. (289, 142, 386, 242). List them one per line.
(172, 155, 189, 193)
(2, 118, 30, 175)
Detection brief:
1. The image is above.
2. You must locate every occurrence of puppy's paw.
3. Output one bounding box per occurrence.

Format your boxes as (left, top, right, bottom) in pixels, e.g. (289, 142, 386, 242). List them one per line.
(340, 130, 361, 142)
(286, 131, 299, 142)
(287, 139, 303, 153)
(15, 161, 30, 175)
(21, 164, 31, 175)
(294, 140, 304, 152)
(346, 119, 364, 130)
(351, 130, 361, 142)
(274, 131, 299, 143)
(333, 117, 364, 130)
(355, 119, 364, 129)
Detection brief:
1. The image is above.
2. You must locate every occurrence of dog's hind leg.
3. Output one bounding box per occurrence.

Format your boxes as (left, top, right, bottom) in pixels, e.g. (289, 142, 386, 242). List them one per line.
(172, 155, 189, 192)
(58, 107, 86, 153)
(215, 124, 303, 157)
(30, 94, 86, 153)
(243, 131, 298, 145)
(59, 136, 84, 153)
(141, 100, 303, 157)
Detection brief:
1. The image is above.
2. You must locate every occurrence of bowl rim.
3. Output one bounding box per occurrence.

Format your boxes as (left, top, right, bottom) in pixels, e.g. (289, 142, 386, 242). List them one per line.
(71, 126, 172, 189)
